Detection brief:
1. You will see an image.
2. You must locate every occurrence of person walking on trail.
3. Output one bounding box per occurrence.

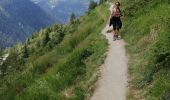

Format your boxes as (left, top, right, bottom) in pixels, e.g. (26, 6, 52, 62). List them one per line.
(109, 1, 122, 41)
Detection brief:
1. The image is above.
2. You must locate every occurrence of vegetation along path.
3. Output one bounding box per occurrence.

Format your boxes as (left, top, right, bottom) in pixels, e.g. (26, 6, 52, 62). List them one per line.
(90, 4, 128, 100)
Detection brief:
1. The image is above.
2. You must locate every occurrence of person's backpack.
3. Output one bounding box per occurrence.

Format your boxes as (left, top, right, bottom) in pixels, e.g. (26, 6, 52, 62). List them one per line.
(112, 7, 121, 17)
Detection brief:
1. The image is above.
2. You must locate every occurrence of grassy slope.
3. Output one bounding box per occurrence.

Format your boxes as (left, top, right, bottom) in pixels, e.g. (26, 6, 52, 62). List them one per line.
(0, 4, 110, 100)
(115, 0, 170, 99)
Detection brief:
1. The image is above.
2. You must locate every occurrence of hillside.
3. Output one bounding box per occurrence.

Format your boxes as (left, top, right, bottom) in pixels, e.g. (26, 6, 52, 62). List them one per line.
(0, 0, 56, 48)
(0, 3, 109, 100)
(116, 0, 170, 99)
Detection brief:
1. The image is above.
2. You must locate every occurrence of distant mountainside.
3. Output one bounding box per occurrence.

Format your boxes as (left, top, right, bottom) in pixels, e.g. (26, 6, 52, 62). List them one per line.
(0, 0, 56, 48)
(31, 0, 99, 23)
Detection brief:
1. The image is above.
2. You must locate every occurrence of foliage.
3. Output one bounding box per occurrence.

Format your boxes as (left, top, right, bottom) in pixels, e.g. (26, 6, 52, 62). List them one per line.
(19, 44, 29, 59)
(88, 0, 98, 11)
(113, 0, 170, 99)
(70, 13, 76, 24)
(41, 32, 50, 47)
(0, 3, 109, 100)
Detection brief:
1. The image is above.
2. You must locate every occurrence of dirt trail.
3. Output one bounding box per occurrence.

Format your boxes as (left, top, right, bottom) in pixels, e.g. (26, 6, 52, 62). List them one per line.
(90, 4, 128, 100)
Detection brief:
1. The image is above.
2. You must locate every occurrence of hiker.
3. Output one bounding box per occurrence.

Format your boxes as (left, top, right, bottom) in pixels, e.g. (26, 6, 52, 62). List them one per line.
(109, 1, 122, 41)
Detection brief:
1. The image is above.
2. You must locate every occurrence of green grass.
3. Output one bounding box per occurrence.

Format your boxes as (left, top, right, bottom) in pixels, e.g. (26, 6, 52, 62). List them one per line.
(115, 0, 170, 99)
(0, 4, 110, 100)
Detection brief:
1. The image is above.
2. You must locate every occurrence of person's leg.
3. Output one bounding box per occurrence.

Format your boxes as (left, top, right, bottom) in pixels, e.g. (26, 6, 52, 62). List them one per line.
(114, 18, 119, 40)
(113, 29, 116, 41)
(114, 27, 119, 40)
(116, 30, 118, 39)
(115, 27, 121, 40)
(113, 24, 117, 41)
(116, 29, 120, 40)
(119, 28, 121, 39)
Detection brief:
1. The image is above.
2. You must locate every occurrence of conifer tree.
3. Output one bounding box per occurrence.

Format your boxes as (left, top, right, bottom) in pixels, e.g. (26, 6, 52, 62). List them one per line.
(88, 0, 98, 11)
(41, 32, 50, 47)
(70, 13, 76, 24)
(20, 44, 29, 58)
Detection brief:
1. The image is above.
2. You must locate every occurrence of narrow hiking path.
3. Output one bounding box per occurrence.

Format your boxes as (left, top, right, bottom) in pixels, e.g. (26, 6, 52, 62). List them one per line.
(90, 4, 128, 100)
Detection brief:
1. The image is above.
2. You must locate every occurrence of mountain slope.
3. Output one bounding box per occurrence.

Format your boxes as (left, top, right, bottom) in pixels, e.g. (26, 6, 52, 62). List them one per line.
(0, 3, 109, 100)
(0, 0, 56, 48)
(113, 0, 170, 99)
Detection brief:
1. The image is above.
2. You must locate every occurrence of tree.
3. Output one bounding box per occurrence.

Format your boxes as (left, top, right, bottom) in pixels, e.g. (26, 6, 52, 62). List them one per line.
(20, 44, 29, 58)
(48, 25, 65, 49)
(70, 13, 76, 24)
(1, 48, 17, 77)
(0, 62, 8, 77)
(88, 0, 98, 11)
(0, 48, 2, 56)
(41, 32, 50, 47)
(26, 38, 30, 45)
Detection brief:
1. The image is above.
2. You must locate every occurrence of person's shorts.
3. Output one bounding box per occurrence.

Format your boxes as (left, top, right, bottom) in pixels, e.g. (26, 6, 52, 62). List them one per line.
(111, 17, 122, 30)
